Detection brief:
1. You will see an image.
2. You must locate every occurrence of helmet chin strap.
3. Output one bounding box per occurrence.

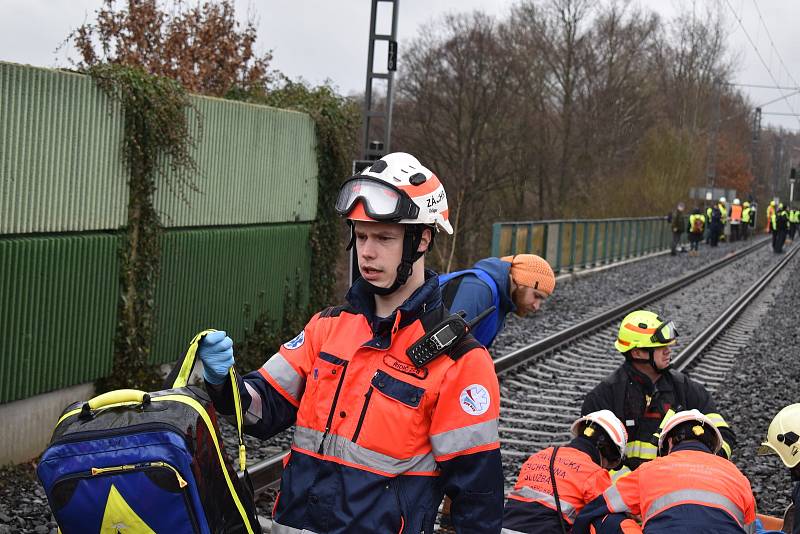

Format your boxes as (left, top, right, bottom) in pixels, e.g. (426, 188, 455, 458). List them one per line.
(632, 348, 669, 374)
(347, 224, 426, 297)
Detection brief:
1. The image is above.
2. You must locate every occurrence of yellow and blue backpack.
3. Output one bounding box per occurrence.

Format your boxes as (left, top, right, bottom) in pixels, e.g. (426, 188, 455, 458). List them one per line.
(36, 330, 260, 533)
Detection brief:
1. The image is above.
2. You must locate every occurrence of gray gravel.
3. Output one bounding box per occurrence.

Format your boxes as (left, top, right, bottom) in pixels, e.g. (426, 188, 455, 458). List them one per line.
(6, 236, 795, 531)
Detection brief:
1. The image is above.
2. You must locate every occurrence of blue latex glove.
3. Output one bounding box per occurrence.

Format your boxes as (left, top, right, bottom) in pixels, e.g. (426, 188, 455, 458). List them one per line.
(198, 330, 234, 385)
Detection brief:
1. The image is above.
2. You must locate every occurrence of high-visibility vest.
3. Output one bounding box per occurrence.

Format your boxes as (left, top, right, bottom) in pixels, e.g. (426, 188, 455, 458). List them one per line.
(730, 205, 742, 223)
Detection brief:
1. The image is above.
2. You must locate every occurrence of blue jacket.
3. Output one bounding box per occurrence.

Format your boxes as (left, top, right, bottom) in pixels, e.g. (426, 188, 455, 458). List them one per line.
(439, 258, 515, 348)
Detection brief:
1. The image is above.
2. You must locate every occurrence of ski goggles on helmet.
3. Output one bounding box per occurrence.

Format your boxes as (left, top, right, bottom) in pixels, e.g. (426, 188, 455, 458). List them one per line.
(650, 320, 678, 345)
(335, 177, 420, 221)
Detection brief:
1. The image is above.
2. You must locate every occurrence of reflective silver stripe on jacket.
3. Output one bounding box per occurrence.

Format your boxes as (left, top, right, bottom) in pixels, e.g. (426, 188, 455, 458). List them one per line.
(262, 353, 305, 403)
(646, 489, 746, 526)
(509, 486, 578, 523)
(270, 521, 320, 534)
(293, 426, 438, 475)
(243, 381, 263, 426)
(430, 418, 499, 458)
(501, 529, 528, 534)
(604, 484, 629, 514)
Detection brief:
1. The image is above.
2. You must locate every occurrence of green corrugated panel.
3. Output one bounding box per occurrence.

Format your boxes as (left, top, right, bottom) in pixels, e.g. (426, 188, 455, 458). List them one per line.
(0, 233, 120, 403)
(1, 62, 318, 234)
(0, 62, 129, 234)
(154, 97, 318, 227)
(152, 224, 312, 365)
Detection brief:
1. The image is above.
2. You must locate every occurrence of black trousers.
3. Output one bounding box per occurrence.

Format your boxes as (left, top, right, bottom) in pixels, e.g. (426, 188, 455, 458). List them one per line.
(773, 229, 787, 252)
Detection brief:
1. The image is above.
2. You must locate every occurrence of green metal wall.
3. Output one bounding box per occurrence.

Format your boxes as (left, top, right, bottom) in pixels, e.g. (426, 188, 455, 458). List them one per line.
(152, 224, 312, 366)
(0, 62, 128, 233)
(0, 234, 120, 403)
(1, 62, 320, 403)
(1, 225, 312, 403)
(0, 61, 319, 234)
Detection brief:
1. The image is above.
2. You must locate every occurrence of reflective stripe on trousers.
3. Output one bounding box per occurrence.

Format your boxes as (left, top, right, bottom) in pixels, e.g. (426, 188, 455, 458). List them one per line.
(645, 488, 747, 527)
(293, 426, 438, 475)
(508, 486, 578, 523)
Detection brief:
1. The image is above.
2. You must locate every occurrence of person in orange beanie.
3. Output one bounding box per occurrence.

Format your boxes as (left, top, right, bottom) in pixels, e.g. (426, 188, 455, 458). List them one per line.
(439, 254, 556, 348)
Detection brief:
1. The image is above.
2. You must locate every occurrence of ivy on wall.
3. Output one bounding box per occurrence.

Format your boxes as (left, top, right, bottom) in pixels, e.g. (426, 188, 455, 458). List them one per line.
(90, 64, 199, 392)
(235, 82, 360, 367)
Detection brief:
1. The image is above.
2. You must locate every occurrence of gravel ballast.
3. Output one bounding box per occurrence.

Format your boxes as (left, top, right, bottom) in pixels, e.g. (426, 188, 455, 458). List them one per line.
(4, 237, 798, 531)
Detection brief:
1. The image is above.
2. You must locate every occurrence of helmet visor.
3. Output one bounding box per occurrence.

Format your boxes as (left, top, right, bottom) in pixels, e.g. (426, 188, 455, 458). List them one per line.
(650, 320, 678, 345)
(335, 177, 419, 221)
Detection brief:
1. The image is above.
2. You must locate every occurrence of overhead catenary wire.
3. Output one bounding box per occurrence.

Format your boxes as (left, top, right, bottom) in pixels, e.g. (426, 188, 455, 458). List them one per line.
(722, 0, 800, 128)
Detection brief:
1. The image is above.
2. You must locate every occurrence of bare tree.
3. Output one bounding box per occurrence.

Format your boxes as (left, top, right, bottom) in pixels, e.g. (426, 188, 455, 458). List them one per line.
(68, 0, 273, 97)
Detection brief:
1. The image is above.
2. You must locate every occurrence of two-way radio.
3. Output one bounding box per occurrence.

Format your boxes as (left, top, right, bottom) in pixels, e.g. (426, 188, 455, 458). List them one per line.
(406, 306, 496, 368)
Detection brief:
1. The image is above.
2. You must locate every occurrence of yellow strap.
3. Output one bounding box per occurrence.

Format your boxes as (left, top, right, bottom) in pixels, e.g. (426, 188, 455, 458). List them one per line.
(230, 367, 246, 472)
(172, 329, 217, 389)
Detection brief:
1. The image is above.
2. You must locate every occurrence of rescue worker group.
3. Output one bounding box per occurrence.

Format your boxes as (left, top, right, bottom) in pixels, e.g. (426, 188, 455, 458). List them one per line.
(191, 153, 798, 533)
(671, 195, 799, 256)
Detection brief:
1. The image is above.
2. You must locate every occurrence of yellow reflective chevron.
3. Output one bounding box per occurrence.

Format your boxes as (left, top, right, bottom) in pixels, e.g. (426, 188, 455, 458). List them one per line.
(705, 412, 730, 428)
(721, 440, 733, 459)
(625, 440, 658, 460)
(100, 484, 156, 533)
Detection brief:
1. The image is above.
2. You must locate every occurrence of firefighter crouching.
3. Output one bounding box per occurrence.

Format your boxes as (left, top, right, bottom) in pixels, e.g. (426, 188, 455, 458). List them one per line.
(502, 410, 638, 534)
(581, 310, 735, 476)
(573, 410, 757, 534)
(197, 152, 504, 533)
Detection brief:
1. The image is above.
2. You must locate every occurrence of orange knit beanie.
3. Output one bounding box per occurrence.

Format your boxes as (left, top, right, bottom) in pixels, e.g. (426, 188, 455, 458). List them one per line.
(500, 254, 556, 295)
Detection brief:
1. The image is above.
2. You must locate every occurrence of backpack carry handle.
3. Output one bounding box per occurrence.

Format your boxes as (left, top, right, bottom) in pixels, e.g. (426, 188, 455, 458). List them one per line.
(79, 389, 151, 420)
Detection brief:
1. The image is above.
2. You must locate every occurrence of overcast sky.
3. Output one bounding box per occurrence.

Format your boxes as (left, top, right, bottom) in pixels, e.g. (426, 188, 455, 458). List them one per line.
(3, 0, 800, 132)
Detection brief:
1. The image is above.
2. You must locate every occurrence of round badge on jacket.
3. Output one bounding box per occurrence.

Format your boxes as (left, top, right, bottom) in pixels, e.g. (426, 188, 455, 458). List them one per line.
(460, 384, 491, 416)
(283, 330, 305, 350)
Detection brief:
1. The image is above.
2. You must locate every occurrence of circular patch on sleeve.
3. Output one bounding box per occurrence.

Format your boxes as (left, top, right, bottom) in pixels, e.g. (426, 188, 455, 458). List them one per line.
(460, 384, 491, 416)
(282, 330, 305, 350)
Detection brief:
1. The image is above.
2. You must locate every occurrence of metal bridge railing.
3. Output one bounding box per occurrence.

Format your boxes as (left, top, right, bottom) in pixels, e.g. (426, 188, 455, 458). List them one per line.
(491, 217, 670, 274)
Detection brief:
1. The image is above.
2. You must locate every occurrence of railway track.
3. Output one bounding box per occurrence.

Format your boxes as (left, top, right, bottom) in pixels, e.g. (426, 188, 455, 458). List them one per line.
(246, 237, 790, 496)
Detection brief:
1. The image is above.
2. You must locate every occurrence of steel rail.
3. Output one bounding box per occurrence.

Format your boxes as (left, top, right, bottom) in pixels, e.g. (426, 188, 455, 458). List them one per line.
(248, 237, 769, 495)
(493, 237, 769, 374)
(673, 243, 800, 371)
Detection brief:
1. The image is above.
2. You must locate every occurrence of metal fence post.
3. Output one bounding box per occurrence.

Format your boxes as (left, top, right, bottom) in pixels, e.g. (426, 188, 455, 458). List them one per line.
(555, 222, 563, 273)
(525, 223, 534, 254)
(569, 221, 578, 271)
(581, 221, 589, 268)
(591, 222, 599, 266)
(541, 223, 549, 260)
(602, 221, 610, 263)
(491, 223, 502, 257)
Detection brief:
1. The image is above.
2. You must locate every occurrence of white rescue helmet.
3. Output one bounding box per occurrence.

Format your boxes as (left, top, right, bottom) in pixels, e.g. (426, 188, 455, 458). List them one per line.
(757, 403, 800, 468)
(658, 409, 722, 455)
(571, 409, 628, 460)
(337, 152, 453, 234)
(733, 198, 741, 205)
(719, 196, 727, 204)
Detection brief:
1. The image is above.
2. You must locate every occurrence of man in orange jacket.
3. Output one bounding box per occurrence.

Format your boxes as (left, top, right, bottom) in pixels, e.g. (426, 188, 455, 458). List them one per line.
(573, 410, 756, 534)
(197, 153, 504, 533)
(503, 410, 640, 533)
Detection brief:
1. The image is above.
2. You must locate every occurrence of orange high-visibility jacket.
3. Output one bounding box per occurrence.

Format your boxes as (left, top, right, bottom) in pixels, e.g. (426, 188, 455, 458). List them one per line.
(573, 442, 756, 534)
(208, 273, 504, 533)
(730, 205, 742, 223)
(503, 442, 612, 532)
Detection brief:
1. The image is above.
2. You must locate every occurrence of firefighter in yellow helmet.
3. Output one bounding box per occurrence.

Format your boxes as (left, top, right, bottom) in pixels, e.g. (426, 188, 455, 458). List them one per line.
(758, 404, 800, 534)
(581, 310, 735, 474)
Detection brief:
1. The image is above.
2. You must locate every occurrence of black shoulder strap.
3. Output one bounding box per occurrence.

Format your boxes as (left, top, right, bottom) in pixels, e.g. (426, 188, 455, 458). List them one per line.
(440, 275, 464, 311)
(549, 446, 568, 534)
(448, 333, 483, 362)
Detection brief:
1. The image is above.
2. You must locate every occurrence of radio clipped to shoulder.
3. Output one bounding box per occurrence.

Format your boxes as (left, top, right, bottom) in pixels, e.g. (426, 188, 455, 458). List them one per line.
(406, 306, 496, 368)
